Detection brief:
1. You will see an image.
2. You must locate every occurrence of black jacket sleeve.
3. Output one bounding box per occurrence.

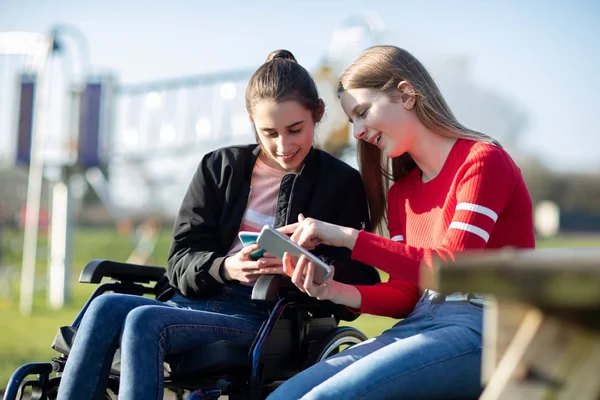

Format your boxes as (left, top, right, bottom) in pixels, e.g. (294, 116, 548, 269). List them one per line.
(166, 152, 228, 297)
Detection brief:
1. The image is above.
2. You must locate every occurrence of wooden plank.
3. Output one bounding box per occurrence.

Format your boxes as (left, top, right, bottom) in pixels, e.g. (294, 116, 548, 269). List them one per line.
(427, 248, 600, 311)
(481, 299, 531, 384)
(481, 308, 545, 400)
(481, 309, 600, 400)
(426, 247, 600, 398)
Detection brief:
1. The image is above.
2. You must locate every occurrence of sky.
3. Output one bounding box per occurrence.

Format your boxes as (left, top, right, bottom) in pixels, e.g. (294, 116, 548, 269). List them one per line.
(1, 0, 599, 172)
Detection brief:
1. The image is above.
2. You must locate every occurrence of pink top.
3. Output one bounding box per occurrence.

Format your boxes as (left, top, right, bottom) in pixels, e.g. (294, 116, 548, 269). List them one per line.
(226, 156, 289, 256)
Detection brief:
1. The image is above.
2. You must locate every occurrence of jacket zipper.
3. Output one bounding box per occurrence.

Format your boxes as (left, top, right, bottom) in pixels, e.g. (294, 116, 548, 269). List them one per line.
(284, 164, 305, 225)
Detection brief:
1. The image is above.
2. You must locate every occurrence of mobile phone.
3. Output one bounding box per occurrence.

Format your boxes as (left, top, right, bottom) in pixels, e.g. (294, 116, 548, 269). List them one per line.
(238, 231, 265, 260)
(257, 225, 332, 285)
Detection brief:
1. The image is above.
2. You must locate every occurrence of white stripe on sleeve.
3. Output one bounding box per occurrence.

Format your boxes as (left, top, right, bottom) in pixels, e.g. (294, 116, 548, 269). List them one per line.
(456, 202, 498, 222)
(449, 222, 490, 242)
(390, 235, 404, 242)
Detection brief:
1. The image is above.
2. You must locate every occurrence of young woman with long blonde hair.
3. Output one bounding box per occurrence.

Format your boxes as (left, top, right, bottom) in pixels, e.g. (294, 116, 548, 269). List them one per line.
(269, 45, 535, 400)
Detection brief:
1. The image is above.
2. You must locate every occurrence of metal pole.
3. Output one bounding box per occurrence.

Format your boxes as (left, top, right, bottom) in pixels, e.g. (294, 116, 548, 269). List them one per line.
(46, 85, 81, 309)
(48, 180, 72, 309)
(19, 36, 52, 315)
(42, 25, 90, 310)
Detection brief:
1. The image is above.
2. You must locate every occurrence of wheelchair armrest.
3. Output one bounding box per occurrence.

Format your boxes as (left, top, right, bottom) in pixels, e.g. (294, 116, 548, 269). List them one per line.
(251, 274, 282, 301)
(79, 259, 166, 284)
(251, 274, 321, 305)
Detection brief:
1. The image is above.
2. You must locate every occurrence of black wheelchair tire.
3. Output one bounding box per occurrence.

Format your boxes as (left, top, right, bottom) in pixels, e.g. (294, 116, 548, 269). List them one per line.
(304, 326, 367, 368)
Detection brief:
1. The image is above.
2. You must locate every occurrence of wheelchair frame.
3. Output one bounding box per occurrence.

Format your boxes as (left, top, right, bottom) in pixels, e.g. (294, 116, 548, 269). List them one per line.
(4, 260, 368, 400)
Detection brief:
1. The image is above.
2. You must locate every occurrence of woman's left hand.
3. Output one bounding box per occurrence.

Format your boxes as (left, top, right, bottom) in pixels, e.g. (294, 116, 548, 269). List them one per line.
(279, 214, 358, 250)
(282, 252, 335, 300)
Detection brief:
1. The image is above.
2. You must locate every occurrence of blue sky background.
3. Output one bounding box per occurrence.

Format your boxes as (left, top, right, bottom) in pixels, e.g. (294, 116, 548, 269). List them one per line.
(2, 0, 599, 172)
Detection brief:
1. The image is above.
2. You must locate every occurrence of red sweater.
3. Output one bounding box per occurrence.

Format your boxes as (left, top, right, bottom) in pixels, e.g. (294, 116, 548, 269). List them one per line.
(351, 139, 535, 318)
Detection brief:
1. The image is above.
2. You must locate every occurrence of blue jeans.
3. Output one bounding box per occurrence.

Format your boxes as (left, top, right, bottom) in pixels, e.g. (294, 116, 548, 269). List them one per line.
(267, 290, 483, 400)
(56, 284, 269, 400)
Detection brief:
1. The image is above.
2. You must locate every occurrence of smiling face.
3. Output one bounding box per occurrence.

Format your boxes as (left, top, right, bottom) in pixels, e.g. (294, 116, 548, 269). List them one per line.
(339, 88, 418, 158)
(252, 100, 316, 172)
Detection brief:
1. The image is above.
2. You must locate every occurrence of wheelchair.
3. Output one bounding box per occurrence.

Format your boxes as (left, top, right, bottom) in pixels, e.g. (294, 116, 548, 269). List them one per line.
(4, 259, 368, 400)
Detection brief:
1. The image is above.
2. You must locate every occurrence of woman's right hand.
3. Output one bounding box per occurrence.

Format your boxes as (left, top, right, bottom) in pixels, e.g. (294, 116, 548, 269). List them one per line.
(282, 252, 363, 308)
(280, 214, 359, 250)
(222, 244, 285, 283)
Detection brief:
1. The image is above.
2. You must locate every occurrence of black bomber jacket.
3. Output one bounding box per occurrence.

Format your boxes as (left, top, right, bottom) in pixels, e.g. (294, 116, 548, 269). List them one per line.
(166, 144, 380, 320)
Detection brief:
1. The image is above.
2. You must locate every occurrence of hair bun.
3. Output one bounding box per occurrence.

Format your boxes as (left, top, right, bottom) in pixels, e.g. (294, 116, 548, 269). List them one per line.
(266, 49, 297, 63)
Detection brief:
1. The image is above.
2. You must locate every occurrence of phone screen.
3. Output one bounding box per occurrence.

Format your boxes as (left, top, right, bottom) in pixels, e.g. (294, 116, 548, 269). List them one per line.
(257, 226, 332, 284)
(238, 231, 265, 260)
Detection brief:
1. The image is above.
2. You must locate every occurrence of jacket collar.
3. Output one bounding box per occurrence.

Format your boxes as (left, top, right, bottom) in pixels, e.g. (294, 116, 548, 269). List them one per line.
(251, 145, 321, 226)
(244, 144, 262, 184)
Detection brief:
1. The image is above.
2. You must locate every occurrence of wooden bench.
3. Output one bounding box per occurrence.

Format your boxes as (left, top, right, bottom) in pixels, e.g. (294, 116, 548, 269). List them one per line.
(428, 247, 600, 400)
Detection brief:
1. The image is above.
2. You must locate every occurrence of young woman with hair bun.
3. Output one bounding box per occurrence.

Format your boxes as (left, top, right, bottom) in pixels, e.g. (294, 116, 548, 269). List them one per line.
(56, 49, 380, 400)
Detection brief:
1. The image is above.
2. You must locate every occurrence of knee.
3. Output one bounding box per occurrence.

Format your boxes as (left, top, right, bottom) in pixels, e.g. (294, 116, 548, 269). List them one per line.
(85, 293, 131, 320)
(122, 306, 166, 340)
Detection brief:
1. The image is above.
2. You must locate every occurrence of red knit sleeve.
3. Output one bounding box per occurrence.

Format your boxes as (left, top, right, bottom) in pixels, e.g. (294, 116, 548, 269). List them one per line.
(352, 146, 519, 286)
(354, 278, 421, 318)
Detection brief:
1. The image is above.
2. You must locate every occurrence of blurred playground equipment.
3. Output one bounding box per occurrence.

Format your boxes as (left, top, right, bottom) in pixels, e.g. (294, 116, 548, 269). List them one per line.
(0, 14, 387, 314)
(0, 13, 535, 313)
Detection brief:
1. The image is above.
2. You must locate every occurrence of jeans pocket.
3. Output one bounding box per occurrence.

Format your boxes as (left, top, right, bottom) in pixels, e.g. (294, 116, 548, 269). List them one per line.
(424, 302, 442, 320)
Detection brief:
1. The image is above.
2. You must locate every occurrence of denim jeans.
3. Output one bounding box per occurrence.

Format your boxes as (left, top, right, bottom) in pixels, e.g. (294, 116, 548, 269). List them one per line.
(56, 284, 269, 400)
(267, 290, 483, 400)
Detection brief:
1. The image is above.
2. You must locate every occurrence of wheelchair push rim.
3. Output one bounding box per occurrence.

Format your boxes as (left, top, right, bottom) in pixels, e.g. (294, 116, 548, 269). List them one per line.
(309, 327, 368, 365)
(318, 334, 364, 360)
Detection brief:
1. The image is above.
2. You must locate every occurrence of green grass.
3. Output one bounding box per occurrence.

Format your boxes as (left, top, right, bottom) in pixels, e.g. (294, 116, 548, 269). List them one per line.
(0, 227, 174, 390)
(0, 228, 598, 390)
(536, 234, 600, 248)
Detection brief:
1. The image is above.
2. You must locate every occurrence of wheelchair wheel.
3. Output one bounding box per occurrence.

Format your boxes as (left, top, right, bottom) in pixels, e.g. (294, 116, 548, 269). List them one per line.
(305, 326, 367, 367)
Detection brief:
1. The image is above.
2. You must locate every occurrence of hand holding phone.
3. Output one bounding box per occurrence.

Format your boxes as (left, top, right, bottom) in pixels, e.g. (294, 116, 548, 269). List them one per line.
(238, 231, 266, 260)
(257, 225, 332, 284)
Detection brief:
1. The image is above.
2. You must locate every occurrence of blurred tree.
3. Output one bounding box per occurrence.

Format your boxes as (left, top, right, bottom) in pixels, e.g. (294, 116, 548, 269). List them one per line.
(521, 155, 600, 215)
(553, 173, 600, 214)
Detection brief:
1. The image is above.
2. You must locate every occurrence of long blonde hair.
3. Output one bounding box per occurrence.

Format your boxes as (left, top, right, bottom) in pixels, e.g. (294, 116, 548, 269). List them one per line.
(338, 45, 498, 232)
